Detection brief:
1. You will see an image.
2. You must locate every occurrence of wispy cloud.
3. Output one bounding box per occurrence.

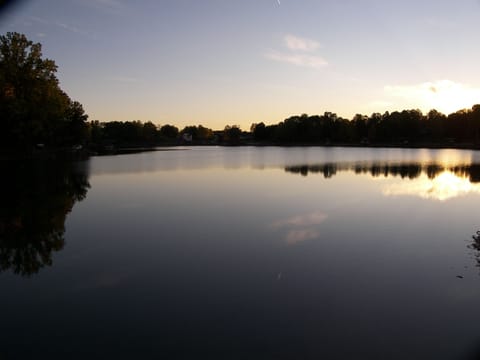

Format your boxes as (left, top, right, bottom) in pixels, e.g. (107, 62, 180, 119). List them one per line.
(265, 34, 328, 69)
(284, 34, 321, 52)
(56, 22, 88, 35)
(23, 15, 93, 38)
(24, 15, 50, 26)
(265, 51, 328, 69)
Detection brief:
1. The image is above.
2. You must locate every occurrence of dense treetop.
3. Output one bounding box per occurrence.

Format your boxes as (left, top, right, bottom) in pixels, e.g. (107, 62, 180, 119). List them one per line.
(0, 32, 88, 151)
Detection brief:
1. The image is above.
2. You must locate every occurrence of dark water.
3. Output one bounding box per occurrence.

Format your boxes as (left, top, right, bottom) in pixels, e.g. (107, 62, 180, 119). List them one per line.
(2, 146, 480, 359)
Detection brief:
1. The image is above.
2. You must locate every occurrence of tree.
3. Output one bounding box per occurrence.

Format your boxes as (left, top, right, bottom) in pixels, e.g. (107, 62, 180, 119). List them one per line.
(472, 105, 480, 144)
(62, 100, 89, 145)
(223, 125, 242, 144)
(179, 125, 214, 143)
(0, 32, 88, 150)
(159, 124, 179, 139)
(251, 122, 267, 141)
(352, 114, 368, 141)
(88, 120, 103, 144)
(142, 121, 158, 143)
(426, 109, 447, 141)
(197, 125, 213, 142)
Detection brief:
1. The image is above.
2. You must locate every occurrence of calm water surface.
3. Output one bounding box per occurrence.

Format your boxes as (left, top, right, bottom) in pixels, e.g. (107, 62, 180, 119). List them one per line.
(3, 146, 480, 359)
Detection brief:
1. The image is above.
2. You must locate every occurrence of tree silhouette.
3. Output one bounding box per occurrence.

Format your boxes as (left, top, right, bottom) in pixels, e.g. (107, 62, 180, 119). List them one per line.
(247, 105, 480, 147)
(159, 124, 179, 139)
(0, 32, 88, 150)
(223, 125, 242, 144)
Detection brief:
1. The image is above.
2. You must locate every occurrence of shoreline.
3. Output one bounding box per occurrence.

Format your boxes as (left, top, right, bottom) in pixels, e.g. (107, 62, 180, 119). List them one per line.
(2, 141, 480, 161)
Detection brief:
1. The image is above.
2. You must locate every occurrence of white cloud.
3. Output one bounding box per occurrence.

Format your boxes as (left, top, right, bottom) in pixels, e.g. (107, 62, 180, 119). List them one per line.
(265, 51, 328, 69)
(383, 80, 480, 114)
(284, 34, 321, 52)
(385, 80, 456, 98)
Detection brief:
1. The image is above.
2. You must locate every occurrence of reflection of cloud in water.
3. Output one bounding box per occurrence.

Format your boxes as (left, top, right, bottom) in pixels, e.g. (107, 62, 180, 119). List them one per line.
(272, 211, 327, 228)
(285, 229, 321, 245)
(271, 211, 327, 245)
(383, 171, 480, 201)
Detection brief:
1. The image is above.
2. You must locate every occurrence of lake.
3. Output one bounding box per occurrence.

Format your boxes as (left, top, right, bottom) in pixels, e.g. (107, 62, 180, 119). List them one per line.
(2, 146, 480, 359)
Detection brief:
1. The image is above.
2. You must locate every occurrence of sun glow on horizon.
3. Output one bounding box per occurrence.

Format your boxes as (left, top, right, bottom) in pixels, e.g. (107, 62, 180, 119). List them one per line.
(385, 80, 480, 115)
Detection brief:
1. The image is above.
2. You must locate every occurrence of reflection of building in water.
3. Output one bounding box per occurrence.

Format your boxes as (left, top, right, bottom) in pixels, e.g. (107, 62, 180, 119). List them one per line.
(285, 162, 480, 201)
(0, 160, 90, 276)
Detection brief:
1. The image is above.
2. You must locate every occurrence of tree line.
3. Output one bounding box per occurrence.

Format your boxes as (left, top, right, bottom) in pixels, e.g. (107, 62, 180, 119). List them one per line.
(86, 121, 243, 149)
(88, 106, 480, 150)
(251, 107, 480, 146)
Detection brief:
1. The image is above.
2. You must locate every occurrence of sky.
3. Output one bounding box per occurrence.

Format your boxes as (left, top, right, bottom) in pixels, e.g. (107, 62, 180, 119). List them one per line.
(1, 0, 480, 130)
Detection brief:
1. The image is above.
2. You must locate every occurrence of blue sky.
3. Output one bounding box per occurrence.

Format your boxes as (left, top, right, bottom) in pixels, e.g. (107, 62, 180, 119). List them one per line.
(1, 0, 480, 129)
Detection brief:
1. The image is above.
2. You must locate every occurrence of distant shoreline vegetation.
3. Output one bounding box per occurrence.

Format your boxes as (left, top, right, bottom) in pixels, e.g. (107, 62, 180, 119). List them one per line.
(2, 32, 480, 157)
(85, 105, 480, 153)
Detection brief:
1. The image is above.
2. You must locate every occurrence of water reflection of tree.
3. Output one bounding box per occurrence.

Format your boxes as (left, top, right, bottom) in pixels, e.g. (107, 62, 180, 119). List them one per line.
(0, 160, 90, 276)
(285, 162, 480, 182)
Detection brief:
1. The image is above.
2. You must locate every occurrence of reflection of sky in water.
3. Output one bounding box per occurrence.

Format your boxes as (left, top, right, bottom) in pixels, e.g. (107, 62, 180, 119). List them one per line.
(89, 147, 478, 175)
(382, 171, 480, 201)
(270, 211, 327, 245)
